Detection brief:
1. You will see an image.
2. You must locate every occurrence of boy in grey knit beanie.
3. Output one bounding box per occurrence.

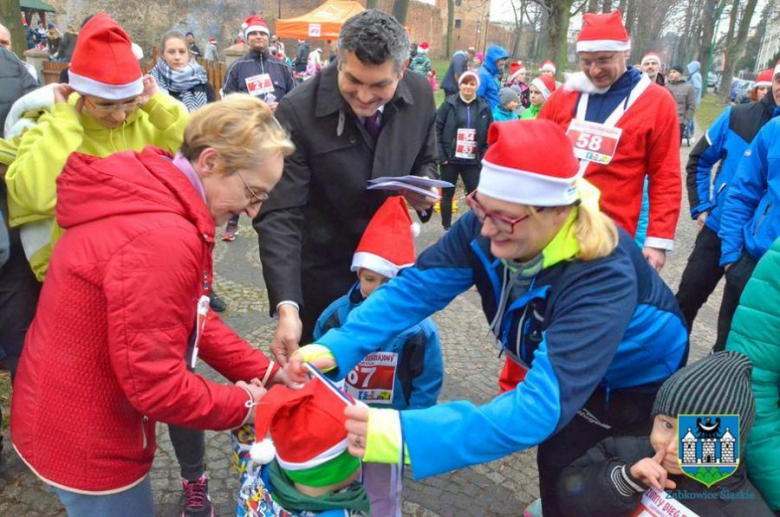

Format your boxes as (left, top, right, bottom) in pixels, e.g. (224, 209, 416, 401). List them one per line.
(556, 352, 773, 516)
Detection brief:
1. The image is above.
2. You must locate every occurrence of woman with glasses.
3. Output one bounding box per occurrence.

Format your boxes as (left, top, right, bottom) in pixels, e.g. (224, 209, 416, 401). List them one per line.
(11, 94, 296, 517)
(289, 120, 689, 517)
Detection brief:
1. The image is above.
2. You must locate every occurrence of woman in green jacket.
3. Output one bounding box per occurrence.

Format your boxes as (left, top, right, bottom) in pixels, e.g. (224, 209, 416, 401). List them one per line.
(727, 237, 780, 514)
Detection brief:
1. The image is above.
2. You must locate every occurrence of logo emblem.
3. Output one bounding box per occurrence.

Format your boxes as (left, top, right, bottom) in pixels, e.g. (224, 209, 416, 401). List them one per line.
(678, 414, 739, 487)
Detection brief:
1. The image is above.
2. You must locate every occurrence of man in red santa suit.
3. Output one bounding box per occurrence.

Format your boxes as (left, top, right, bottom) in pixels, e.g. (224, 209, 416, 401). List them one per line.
(539, 10, 681, 271)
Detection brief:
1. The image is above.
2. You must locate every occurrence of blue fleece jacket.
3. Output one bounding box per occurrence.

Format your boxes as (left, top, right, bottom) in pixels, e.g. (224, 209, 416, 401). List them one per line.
(317, 213, 688, 479)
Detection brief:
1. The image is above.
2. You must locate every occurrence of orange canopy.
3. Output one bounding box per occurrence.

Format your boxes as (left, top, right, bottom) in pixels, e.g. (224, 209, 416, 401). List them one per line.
(276, 0, 365, 40)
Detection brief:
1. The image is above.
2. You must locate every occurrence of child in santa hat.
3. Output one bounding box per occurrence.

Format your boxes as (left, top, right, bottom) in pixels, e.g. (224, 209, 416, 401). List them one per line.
(315, 196, 443, 516)
(506, 60, 531, 110)
(235, 374, 372, 516)
(521, 75, 557, 120)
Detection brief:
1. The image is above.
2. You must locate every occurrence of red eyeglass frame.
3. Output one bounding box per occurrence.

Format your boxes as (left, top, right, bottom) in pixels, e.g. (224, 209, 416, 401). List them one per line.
(465, 191, 543, 232)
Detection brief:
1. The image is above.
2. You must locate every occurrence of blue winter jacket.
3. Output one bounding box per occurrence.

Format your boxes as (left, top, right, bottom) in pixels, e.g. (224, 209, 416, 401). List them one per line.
(314, 283, 443, 410)
(318, 212, 688, 479)
(719, 117, 780, 266)
(476, 45, 509, 110)
(686, 93, 780, 234)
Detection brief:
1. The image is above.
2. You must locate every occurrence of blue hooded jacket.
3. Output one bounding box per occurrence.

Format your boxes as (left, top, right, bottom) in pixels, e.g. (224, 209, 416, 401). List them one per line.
(477, 45, 509, 110)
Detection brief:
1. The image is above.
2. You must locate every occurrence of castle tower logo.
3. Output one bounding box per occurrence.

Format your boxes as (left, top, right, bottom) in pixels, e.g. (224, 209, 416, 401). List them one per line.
(678, 414, 739, 487)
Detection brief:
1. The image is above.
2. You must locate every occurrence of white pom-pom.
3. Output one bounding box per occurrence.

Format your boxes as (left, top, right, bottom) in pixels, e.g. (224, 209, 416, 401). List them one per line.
(250, 438, 276, 464)
(241, 22, 249, 30)
(410, 222, 421, 238)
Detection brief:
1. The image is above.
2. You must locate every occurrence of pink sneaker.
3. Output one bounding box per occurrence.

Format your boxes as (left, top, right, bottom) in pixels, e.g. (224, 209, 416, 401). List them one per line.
(181, 474, 214, 517)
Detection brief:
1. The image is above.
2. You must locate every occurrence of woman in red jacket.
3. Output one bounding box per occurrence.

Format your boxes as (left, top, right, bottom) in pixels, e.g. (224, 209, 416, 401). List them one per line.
(10, 94, 294, 516)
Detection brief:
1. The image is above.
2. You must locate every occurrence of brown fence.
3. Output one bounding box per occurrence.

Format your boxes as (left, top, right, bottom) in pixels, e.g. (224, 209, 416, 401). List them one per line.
(42, 59, 228, 96)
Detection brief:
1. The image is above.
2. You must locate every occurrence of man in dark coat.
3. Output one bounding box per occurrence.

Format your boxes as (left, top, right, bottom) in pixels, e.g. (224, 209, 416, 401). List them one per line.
(295, 39, 309, 73)
(0, 44, 39, 459)
(254, 9, 438, 364)
(440, 46, 475, 97)
(223, 15, 296, 106)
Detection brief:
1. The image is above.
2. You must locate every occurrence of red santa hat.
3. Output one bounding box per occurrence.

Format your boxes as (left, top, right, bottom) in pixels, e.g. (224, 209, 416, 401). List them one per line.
(242, 14, 270, 38)
(68, 14, 143, 100)
(249, 374, 360, 486)
(418, 41, 430, 54)
(351, 196, 417, 279)
(508, 61, 527, 81)
(539, 60, 556, 73)
(577, 10, 631, 53)
(478, 120, 581, 206)
(641, 52, 661, 66)
(458, 69, 480, 87)
(208, 37, 217, 43)
(531, 75, 557, 101)
(755, 68, 773, 88)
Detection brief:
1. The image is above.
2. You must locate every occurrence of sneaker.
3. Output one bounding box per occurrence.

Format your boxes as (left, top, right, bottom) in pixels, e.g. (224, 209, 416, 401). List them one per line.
(221, 218, 239, 241)
(209, 292, 227, 313)
(181, 474, 214, 517)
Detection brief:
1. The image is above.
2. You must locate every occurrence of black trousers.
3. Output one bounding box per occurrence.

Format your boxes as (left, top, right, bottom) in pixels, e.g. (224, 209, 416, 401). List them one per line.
(168, 424, 206, 481)
(538, 386, 657, 517)
(714, 251, 758, 351)
(440, 163, 480, 229)
(675, 225, 724, 332)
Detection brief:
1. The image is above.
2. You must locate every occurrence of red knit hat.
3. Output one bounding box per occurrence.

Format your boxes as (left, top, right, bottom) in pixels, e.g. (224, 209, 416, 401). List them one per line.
(539, 60, 556, 73)
(755, 69, 773, 88)
(479, 120, 581, 206)
(531, 75, 557, 101)
(250, 371, 360, 486)
(641, 52, 661, 66)
(351, 196, 417, 279)
(243, 14, 270, 38)
(577, 10, 630, 53)
(68, 14, 143, 100)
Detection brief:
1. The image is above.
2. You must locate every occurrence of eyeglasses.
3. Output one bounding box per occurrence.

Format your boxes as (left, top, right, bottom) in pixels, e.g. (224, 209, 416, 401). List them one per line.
(85, 96, 141, 114)
(236, 170, 267, 207)
(466, 191, 542, 233)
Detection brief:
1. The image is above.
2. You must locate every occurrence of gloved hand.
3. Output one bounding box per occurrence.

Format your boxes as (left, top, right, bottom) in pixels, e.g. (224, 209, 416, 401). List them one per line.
(285, 344, 337, 384)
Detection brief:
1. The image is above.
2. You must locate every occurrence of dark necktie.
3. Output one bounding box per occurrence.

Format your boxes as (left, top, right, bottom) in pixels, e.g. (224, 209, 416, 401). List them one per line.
(364, 111, 381, 140)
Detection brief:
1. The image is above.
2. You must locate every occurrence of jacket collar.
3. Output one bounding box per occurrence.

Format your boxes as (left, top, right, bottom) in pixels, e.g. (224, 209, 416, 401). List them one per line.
(314, 63, 415, 119)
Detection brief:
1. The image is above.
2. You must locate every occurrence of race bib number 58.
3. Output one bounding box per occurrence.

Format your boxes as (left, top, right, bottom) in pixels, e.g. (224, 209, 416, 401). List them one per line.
(566, 119, 622, 165)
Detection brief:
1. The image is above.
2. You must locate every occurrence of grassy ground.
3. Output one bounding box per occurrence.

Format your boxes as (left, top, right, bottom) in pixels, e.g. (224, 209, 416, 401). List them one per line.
(695, 93, 727, 131)
(1, 371, 10, 429)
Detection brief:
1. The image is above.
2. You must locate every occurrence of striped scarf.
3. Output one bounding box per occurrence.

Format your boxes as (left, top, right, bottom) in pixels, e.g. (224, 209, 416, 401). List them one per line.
(150, 59, 209, 113)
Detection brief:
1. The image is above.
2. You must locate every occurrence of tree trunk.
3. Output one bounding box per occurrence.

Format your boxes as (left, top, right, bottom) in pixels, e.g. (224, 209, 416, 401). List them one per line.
(542, 0, 573, 80)
(0, 0, 27, 58)
(718, 0, 741, 101)
(623, 0, 636, 35)
(587, 0, 600, 12)
(720, 0, 759, 100)
(392, 0, 411, 24)
(602, 0, 613, 12)
(510, 0, 526, 58)
(367, 0, 379, 9)
(446, 0, 454, 57)
(697, 0, 720, 94)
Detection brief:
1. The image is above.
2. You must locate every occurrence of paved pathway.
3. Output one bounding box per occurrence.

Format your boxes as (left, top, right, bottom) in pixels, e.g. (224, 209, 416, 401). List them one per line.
(0, 137, 719, 516)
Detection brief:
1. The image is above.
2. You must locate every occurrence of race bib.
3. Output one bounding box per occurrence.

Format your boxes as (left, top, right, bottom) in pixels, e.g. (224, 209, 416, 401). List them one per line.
(630, 487, 699, 517)
(455, 128, 478, 160)
(566, 119, 622, 165)
(345, 352, 398, 405)
(245, 73, 274, 97)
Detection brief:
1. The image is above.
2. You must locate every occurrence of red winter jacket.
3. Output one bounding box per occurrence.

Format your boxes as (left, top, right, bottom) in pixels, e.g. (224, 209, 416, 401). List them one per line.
(11, 147, 279, 494)
(539, 80, 681, 250)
